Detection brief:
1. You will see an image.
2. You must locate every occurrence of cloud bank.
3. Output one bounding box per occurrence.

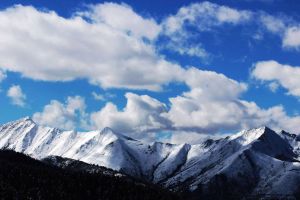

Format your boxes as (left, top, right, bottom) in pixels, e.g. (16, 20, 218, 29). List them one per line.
(1, 2, 300, 142)
(0, 4, 183, 91)
(33, 68, 300, 140)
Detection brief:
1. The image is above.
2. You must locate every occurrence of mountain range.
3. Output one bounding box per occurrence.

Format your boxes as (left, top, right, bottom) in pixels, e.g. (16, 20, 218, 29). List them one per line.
(1, 117, 300, 199)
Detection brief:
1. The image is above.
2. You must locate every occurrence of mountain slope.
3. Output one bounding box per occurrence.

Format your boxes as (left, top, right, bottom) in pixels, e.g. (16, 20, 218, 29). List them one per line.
(1, 118, 300, 199)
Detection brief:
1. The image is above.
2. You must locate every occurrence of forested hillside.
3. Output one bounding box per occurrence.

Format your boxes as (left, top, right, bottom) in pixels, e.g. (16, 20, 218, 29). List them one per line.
(0, 150, 181, 200)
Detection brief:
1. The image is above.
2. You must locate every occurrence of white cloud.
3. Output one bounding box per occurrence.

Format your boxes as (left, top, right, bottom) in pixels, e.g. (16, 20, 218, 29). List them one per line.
(165, 69, 256, 133)
(91, 92, 105, 101)
(91, 91, 115, 101)
(86, 91, 300, 142)
(159, 131, 215, 145)
(283, 26, 300, 49)
(217, 5, 251, 24)
(166, 91, 248, 133)
(89, 68, 249, 135)
(80, 2, 161, 40)
(87, 68, 300, 139)
(33, 96, 87, 130)
(163, 1, 252, 34)
(167, 90, 300, 134)
(7, 85, 26, 107)
(0, 2, 299, 93)
(260, 14, 286, 34)
(259, 15, 300, 50)
(252, 60, 300, 97)
(29, 66, 300, 143)
(183, 67, 248, 100)
(90, 92, 171, 135)
(167, 43, 210, 60)
(2, 2, 300, 143)
(161, 1, 252, 59)
(162, 1, 300, 55)
(0, 4, 183, 91)
(268, 82, 279, 93)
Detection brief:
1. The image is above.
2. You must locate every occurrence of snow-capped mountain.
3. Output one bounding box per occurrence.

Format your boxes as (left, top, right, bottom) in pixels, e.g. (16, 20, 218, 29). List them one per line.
(0, 117, 300, 198)
(0, 117, 190, 181)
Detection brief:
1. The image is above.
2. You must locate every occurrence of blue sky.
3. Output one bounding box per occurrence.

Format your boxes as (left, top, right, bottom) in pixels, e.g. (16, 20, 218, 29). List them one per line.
(1, 0, 300, 143)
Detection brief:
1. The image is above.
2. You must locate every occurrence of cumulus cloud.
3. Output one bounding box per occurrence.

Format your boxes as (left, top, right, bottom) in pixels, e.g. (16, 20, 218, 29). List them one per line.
(7, 85, 26, 107)
(166, 92, 248, 133)
(159, 131, 215, 145)
(89, 68, 249, 135)
(87, 91, 300, 139)
(2, 2, 300, 142)
(252, 60, 300, 97)
(167, 92, 300, 134)
(183, 67, 248, 100)
(0, 4, 183, 91)
(165, 68, 298, 133)
(90, 92, 171, 135)
(86, 68, 300, 137)
(31, 66, 300, 143)
(164, 68, 248, 132)
(33, 96, 87, 130)
(0, 2, 299, 92)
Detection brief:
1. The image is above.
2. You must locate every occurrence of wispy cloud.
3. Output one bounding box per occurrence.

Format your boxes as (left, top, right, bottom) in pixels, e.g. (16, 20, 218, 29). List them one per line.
(91, 91, 115, 101)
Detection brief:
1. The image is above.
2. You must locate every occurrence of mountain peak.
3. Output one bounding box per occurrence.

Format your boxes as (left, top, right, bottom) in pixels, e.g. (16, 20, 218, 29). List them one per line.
(231, 126, 278, 146)
(98, 127, 123, 142)
(101, 127, 115, 134)
(99, 127, 136, 141)
(100, 127, 120, 137)
(20, 116, 35, 123)
(255, 126, 280, 141)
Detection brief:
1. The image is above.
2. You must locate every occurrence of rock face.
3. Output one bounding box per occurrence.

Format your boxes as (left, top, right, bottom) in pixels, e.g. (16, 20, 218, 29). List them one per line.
(1, 117, 300, 198)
